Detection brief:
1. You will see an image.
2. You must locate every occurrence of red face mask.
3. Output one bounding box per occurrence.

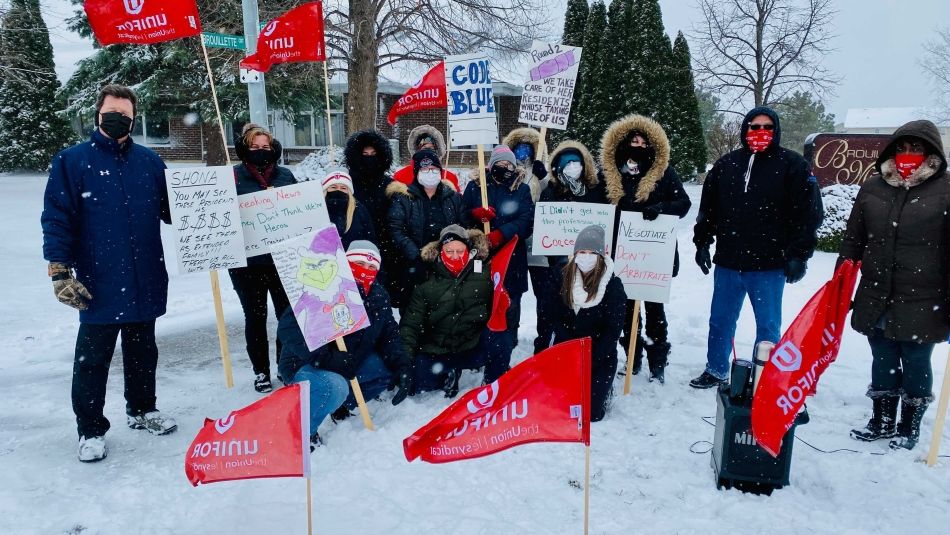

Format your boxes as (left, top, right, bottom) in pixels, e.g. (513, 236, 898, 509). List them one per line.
(894, 153, 927, 179)
(441, 249, 470, 277)
(745, 129, 774, 153)
(349, 262, 378, 294)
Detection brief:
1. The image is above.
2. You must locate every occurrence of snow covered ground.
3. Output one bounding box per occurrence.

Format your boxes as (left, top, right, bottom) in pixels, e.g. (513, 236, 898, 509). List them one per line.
(1, 173, 948, 534)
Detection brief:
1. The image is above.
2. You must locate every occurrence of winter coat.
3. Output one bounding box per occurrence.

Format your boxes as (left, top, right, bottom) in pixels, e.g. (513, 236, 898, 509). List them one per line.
(232, 162, 297, 267)
(399, 229, 492, 359)
(839, 120, 950, 343)
(601, 115, 692, 275)
(693, 106, 818, 271)
(392, 125, 460, 191)
(543, 140, 608, 205)
(504, 127, 549, 202)
(344, 129, 394, 238)
(42, 129, 170, 324)
(324, 191, 377, 250)
(461, 169, 535, 295)
(277, 280, 409, 381)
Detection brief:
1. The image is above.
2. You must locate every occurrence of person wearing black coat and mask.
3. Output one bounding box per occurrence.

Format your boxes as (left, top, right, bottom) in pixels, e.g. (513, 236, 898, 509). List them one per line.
(228, 123, 297, 393)
(320, 168, 376, 249)
(601, 115, 691, 384)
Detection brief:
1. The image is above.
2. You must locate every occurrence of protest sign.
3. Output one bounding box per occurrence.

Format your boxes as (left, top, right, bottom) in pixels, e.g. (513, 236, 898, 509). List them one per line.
(532, 202, 615, 256)
(445, 53, 498, 147)
(271, 226, 369, 351)
(238, 181, 331, 258)
(613, 212, 677, 303)
(518, 40, 582, 130)
(165, 166, 246, 273)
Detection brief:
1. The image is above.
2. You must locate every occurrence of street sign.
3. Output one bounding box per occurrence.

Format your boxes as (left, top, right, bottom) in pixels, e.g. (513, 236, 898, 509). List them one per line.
(202, 32, 245, 50)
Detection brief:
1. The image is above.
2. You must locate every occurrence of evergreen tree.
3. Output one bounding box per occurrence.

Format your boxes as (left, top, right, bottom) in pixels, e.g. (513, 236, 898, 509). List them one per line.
(553, 0, 589, 145)
(667, 32, 707, 176)
(585, 0, 626, 150)
(0, 0, 75, 171)
(773, 91, 836, 154)
(626, 0, 672, 121)
(570, 1, 607, 149)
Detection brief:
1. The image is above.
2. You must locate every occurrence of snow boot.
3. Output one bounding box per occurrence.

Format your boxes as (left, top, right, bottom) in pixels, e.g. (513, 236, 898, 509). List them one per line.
(646, 343, 670, 385)
(78, 436, 107, 463)
(330, 406, 352, 423)
(649, 367, 665, 385)
(890, 396, 931, 450)
(309, 432, 323, 452)
(127, 411, 178, 435)
(850, 395, 898, 442)
(689, 371, 727, 389)
(254, 373, 273, 393)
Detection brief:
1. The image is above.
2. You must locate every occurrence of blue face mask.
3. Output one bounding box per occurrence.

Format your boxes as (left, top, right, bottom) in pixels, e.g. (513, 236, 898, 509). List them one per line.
(514, 144, 533, 162)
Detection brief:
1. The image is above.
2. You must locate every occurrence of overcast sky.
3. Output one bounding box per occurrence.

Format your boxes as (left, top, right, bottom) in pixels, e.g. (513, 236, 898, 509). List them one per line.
(40, 0, 946, 122)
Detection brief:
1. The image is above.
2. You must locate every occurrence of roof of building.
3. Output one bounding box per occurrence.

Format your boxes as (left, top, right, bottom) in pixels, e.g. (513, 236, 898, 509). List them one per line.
(844, 107, 946, 129)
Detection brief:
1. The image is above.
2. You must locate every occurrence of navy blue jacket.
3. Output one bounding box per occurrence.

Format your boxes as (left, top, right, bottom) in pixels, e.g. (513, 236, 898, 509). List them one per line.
(42, 130, 170, 324)
(232, 163, 297, 267)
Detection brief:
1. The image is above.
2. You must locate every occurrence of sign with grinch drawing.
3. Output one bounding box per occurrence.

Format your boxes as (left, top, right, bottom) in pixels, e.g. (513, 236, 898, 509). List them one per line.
(270, 226, 369, 351)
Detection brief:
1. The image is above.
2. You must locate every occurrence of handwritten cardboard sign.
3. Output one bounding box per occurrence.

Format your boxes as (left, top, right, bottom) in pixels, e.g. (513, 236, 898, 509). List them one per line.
(238, 180, 331, 258)
(531, 202, 616, 256)
(518, 40, 583, 130)
(165, 166, 247, 273)
(613, 212, 677, 303)
(445, 52, 498, 147)
(271, 226, 369, 352)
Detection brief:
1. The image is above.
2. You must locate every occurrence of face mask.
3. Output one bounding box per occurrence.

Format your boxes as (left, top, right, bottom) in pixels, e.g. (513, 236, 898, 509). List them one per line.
(562, 161, 583, 180)
(441, 249, 470, 277)
(417, 169, 442, 187)
(324, 190, 349, 205)
(514, 144, 533, 162)
(745, 129, 774, 153)
(574, 252, 598, 273)
(622, 159, 640, 176)
(247, 149, 275, 167)
(627, 146, 653, 164)
(491, 166, 516, 184)
(359, 154, 381, 173)
(894, 153, 927, 179)
(348, 262, 378, 294)
(99, 112, 132, 140)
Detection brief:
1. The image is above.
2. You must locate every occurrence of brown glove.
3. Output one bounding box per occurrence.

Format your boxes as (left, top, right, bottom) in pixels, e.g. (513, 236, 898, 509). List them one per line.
(49, 262, 92, 310)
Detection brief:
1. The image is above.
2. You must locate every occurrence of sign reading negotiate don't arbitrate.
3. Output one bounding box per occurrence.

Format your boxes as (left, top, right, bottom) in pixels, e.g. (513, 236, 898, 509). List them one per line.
(613, 212, 677, 304)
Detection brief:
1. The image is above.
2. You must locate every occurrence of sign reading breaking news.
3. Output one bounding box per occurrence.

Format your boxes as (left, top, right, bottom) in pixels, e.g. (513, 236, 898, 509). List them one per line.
(238, 180, 331, 258)
(518, 40, 583, 130)
(445, 53, 498, 147)
(613, 212, 677, 303)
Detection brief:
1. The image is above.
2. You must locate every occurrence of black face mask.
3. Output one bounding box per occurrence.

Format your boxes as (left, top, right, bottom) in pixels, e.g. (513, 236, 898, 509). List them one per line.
(99, 112, 133, 140)
(491, 166, 516, 184)
(324, 190, 349, 206)
(358, 154, 381, 173)
(246, 149, 275, 167)
(619, 146, 655, 175)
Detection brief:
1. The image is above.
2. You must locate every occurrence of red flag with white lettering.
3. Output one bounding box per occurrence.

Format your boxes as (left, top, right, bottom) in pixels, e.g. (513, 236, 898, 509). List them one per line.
(487, 235, 518, 332)
(185, 383, 310, 486)
(386, 61, 448, 125)
(404, 338, 591, 463)
(240, 1, 325, 73)
(83, 0, 202, 45)
(751, 260, 861, 457)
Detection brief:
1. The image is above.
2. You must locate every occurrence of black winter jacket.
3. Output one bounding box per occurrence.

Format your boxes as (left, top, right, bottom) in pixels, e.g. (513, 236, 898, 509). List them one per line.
(387, 181, 464, 261)
(324, 191, 377, 249)
(232, 163, 297, 267)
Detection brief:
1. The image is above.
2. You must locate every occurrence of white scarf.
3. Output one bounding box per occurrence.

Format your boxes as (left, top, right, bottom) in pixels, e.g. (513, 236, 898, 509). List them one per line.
(571, 257, 614, 313)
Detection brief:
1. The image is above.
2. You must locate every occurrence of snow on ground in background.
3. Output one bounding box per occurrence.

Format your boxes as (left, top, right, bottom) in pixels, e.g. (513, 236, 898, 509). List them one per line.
(1, 175, 948, 534)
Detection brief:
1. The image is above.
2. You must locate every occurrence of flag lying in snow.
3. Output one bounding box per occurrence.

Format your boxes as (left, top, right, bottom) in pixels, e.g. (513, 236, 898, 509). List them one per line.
(240, 1, 325, 73)
(752, 260, 861, 457)
(186, 383, 310, 486)
(487, 235, 518, 332)
(404, 338, 591, 463)
(387, 61, 448, 125)
(83, 0, 201, 45)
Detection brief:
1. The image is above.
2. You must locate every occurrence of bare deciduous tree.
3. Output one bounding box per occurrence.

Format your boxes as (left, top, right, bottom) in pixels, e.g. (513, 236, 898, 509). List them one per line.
(691, 0, 838, 110)
(922, 27, 950, 122)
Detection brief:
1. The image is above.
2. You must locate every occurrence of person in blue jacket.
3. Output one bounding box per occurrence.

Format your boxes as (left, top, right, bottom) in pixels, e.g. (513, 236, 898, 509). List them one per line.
(41, 84, 177, 463)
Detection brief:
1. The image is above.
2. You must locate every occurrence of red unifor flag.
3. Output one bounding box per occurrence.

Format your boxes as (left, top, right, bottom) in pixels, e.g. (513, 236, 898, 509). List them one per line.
(83, 0, 201, 46)
(386, 61, 448, 125)
(404, 337, 591, 463)
(185, 383, 310, 486)
(487, 235, 518, 332)
(752, 260, 861, 457)
(240, 1, 325, 73)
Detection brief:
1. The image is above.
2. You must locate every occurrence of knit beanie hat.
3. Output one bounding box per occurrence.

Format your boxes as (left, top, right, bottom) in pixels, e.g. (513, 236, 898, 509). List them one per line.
(346, 240, 381, 270)
(412, 148, 443, 174)
(487, 145, 517, 169)
(574, 225, 606, 256)
(321, 169, 354, 192)
(439, 224, 472, 248)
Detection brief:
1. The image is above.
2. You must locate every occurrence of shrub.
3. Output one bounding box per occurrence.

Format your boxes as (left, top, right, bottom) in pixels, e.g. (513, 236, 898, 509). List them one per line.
(816, 184, 860, 253)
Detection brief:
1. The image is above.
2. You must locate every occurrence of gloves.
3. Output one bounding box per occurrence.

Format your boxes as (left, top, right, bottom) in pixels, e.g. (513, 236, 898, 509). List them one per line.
(695, 247, 711, 275)
(785, 258, 807, 284)
(641, 203, 664, 221)
(532, 160, 548, 180)
(391, 367, 415, 406)
(49, 262, 92, 310)
(408, 257, 428, 283)
(488, 230, 505, 249)
(471, 206, 496, 223)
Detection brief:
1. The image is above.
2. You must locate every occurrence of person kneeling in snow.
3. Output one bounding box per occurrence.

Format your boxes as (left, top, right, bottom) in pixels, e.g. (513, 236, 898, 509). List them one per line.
(277, 241, 411, 449)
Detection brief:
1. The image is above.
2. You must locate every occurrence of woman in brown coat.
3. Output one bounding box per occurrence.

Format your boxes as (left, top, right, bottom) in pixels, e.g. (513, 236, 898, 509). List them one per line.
(839, 119, 950, 450)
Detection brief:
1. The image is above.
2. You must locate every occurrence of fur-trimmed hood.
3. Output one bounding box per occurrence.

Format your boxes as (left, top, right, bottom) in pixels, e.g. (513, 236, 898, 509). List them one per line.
(384, 179, 457, 199)
(467, 165, 528, 192)
(503, 127, 542, 159)
(406, 124, 447, 160)
(876, 119, 948, 189)
(600, 114, 671, 205)
(548, 140, 599, 188)
(420, 229, 490, 262)
(344, 129, 394, 177)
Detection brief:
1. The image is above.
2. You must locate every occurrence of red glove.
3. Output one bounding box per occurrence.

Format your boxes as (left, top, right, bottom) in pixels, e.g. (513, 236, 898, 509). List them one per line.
(488, 230, 505, 249)
(472, 206, 496, 223)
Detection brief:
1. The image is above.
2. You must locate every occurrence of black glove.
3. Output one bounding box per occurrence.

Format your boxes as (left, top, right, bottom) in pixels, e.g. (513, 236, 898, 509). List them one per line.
(641, 203, 664, 221)
(695, 247, 711, 275)
(785, 258, 807, 284)
(391, 368, 415, 406)
(49, 262, 92, 310)
(443, 368, 461, 398)
(408, 257, 428, 284)
(532, 160, 548, 181)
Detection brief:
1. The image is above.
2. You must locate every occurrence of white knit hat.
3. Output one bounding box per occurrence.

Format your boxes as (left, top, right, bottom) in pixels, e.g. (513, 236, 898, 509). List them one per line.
(346, 240, 381, 270)
(321, 169, 354, 192)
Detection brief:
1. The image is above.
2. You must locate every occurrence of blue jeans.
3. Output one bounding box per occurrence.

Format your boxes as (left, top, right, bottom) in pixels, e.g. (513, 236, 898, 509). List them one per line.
(705, 266, 784, 379)
(413, 336, 488, 393)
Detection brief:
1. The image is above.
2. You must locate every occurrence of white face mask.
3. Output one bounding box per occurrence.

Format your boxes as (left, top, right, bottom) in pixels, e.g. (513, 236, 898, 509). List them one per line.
(562, 161, 583, 180)
(418, 169, 442, 187)
(574, 252, 598, 273)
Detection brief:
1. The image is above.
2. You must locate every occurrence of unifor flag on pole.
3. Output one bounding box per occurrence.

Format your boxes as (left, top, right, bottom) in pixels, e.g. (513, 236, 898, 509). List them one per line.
(752, 260, 861, 457)
(386, 61, 448, 125)
(83, 0, 201, 45)
(487, 235, 518, 332)
(240, 1, 326, 73)
(185, 383, 310, 485)
(404, 337, 591, 463)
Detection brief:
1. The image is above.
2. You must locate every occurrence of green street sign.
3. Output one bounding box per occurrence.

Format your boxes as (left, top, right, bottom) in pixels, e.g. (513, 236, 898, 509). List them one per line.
(202, 32, 245, 51)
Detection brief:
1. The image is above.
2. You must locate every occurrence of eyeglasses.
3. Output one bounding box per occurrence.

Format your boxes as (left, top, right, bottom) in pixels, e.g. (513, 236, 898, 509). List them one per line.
(748, 124, 775, 131)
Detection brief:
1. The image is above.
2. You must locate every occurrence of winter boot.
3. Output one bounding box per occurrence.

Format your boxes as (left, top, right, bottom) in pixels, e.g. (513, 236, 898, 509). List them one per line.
(689, 371, 727, 389)
(127, 411, 178, 435)
(648, 368, 665, 384)
(330, 406, 352, 423)
(850, 395, 898, 442)
(890, 396, 932, 450)
(309, 432, 323, 452)
(78, 436, 107, 463)
(254, 373, 273, 393)
(646, 343, 670, 385)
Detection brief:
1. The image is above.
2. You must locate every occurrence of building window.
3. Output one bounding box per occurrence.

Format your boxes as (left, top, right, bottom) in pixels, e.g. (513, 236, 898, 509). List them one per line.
(287, 111, 345, 148)
(294, 113, 314, 146)
(131, 113, 170, 146)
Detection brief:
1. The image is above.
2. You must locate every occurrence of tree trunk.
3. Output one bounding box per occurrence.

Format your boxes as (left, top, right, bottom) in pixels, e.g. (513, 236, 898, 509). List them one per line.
(347, 0, 379, 134)
(202, 122, 229, 166)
